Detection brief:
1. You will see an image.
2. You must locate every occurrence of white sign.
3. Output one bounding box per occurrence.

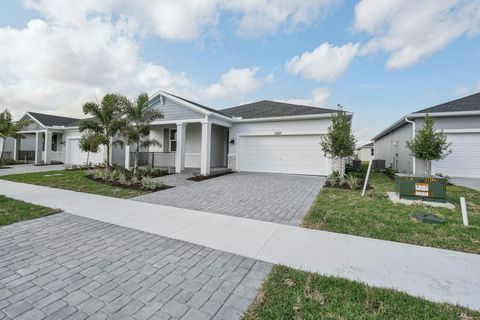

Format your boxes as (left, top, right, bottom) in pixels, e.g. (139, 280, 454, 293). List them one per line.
(415, 183, 429, 197)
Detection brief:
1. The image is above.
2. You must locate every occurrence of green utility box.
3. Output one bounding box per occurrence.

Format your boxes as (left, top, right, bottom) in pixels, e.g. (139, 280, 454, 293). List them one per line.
(395, 174, 447, 203)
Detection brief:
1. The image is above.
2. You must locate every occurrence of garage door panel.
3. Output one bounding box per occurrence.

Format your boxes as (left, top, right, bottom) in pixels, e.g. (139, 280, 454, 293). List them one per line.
(238, 135, 327, 175)
(67, 138, 104, 165)
(433, 133, 480, 178)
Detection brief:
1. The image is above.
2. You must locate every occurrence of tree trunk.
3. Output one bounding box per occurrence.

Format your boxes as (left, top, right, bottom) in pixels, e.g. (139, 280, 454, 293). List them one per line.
(86, 152, 90, 167)
(105, 140, 110, 169)
(134, 141, 140, 176)
(426, 160, 431, 176)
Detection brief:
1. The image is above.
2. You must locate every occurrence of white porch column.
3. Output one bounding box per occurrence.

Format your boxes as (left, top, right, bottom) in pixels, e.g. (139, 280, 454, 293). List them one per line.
(200, 121, 212, 176)
(13, 137, 20, 161)
(43, 130, 52, 164)
(34, 132, 43, 164)
(175, 123, 187, 173)
(124, 145, 131, 170)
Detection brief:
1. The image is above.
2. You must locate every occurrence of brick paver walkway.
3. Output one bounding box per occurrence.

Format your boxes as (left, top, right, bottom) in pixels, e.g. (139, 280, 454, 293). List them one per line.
(135, 172, 325, 225)
(0, 214, 271, 320)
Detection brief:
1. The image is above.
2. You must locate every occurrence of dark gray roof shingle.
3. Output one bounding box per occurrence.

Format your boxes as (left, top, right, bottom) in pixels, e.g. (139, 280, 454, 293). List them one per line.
(28, 112, 80, 127)
(219, 100, 338, 119)
(414, 92, 480, 114)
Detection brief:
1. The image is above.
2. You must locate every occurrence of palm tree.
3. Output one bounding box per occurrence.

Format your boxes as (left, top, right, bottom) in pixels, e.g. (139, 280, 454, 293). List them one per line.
(120, 93, 164, 176)
(79, 94, 127, 169)
(0, 109, 31, 165)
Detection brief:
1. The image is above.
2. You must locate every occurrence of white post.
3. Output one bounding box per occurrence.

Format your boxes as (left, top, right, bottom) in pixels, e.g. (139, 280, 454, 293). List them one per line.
(124, 144, 131, 170)
(43, 130, 52, 164)
(175, 123, 187, 173)
(13, 137, 20, 161)
(200, 121, 212, 176)
(362, 159, 373, 197)
(460, 197, 468, 227)
(34, 132, 43, 164)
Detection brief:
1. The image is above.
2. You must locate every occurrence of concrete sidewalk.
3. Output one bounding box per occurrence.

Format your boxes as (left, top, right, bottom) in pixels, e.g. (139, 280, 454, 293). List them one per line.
(1, 180, 480, 310)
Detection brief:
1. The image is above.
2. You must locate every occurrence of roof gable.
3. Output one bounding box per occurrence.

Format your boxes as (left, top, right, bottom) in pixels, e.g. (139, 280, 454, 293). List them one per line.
(220, 100, 339, 119)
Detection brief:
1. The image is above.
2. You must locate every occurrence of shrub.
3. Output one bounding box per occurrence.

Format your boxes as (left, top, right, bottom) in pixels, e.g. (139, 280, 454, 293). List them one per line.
(117, 171, 129, 186)
(345, 174, 360, 190)
(140, 176, 159, 190)
(326, 171, 341, 187)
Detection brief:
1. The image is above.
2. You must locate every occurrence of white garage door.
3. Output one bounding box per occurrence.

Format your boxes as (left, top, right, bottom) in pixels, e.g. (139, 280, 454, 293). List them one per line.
(432, 133, 480, 178)
(238, 135, 328, 175)
(66, 138, 105, 165)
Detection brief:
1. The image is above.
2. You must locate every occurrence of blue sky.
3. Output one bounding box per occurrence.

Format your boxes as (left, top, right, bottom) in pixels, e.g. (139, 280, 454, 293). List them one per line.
(0, 0, 479, 144)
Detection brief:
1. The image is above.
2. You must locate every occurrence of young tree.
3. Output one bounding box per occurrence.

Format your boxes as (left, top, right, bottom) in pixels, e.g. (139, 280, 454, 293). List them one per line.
(79, 94, 127, 169)
(406, 114, 452, 175)
(119, 93, 164, 176)
(0, 109, 31, 165)
(79, 131, 104, 166)
(320, 105, 356, 177)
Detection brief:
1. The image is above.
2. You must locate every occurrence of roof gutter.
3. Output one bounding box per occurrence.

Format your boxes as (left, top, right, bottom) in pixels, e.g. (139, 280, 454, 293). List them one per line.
(230, 112, 352, 123)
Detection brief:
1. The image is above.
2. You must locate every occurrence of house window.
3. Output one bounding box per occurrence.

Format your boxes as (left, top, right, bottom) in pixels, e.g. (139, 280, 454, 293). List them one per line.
(169, 129, 177, 152)
(51, 134, 57, 152)
(370, 148, 374, 156)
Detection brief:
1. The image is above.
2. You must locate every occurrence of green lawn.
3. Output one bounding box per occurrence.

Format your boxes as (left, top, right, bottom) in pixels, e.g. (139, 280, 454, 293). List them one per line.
(244, 265, 479, 320)
(303, 172, 480, 254)
(0, 170, 149, 199)
(0, 195, 61, 226)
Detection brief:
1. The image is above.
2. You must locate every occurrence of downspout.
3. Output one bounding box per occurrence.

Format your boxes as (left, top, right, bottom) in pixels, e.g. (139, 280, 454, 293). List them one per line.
(405, 117, 416, 174)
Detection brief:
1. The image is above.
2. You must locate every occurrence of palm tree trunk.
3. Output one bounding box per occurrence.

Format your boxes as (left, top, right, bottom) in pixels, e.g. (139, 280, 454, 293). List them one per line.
(106, 140, 110, 169)
(86, 152, 90, 167)
(134, 142, 140, 176)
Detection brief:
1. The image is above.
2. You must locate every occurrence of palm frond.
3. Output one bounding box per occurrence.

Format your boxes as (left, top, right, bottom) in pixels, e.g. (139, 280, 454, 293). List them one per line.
(79, 119, 103, 133)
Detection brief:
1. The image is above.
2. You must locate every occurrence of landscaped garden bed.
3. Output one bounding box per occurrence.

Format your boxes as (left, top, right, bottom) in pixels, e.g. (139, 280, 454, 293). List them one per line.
(0, 169, 151, 198)
(0, 195, 61, 226)
(85, 167, 172, 191)
(244, 265, 480, 320)
(303, 172, 480, 254)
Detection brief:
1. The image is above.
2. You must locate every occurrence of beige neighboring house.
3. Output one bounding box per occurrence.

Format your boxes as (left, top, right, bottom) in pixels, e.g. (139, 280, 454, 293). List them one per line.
(356, 142, 374, 162)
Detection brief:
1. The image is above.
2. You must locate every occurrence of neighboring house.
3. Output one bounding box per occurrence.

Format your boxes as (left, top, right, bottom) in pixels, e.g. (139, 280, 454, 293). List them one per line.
(372, 92, 480, 178)
(3, 112, 108, 165)
(7, 91, 351, 176)
(356, 142, 374, 162)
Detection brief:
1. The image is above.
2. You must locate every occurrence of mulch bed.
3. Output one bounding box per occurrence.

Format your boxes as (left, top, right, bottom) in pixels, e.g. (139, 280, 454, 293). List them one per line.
(86, 176, 174, 192)
(0, 167, 12, 169)
(187, 171, 234, 182)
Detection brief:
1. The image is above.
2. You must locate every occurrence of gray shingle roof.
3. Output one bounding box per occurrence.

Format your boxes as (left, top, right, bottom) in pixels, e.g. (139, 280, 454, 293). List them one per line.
(28, 112, 80, 127)
(414, 92, 480, 113)
(220, 100, 338, 119)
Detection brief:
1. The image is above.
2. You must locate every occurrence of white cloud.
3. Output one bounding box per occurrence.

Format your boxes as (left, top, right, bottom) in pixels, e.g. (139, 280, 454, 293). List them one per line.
(285, 42, 359, 82)
(0, 8, 189, 118)
(24, 0, 339, 41)
(201, 67, 264, 100)
(283, 87, 332, 107)
(453, 78, 480, 97)
(354, 0, 480, 69)
(225, 0, 337, 37)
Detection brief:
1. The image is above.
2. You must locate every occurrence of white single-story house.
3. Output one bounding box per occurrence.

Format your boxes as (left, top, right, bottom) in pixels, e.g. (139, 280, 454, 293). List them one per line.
(4, 91, 351, 176)
(356, 142, 374, 162)
(372, 92, 480, 178)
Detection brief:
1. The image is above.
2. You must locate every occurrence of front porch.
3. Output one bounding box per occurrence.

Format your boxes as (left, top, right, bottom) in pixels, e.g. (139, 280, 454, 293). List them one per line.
(125, 120, 230, 176)
(13, 130, 64, 165)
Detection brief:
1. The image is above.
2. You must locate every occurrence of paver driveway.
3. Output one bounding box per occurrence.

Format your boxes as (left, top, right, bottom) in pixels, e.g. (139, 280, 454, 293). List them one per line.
(134, 172, 325, 226)
(0, 213, 271, 320)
